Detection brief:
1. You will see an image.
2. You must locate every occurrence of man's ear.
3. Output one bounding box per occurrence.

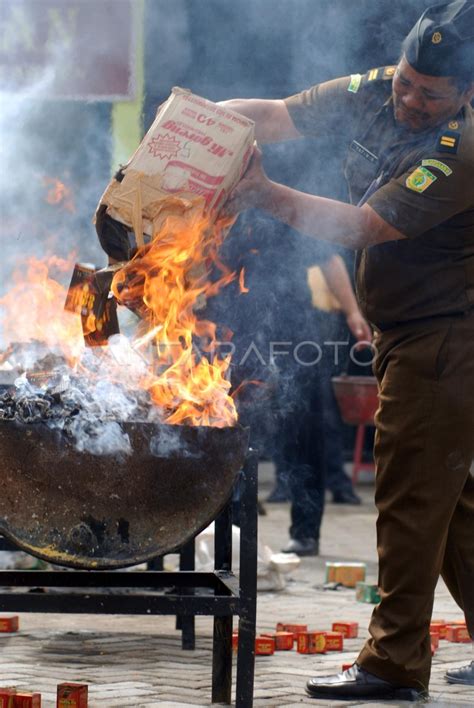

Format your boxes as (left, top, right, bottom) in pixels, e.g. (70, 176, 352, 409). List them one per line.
(462, 83, 474, 105)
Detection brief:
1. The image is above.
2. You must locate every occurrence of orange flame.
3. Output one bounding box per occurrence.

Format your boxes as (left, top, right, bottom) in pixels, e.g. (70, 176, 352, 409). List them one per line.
(111, 207, 238, 427)
(43, 176, 75, 213)
(0, 255, 84, 364)
(239, 267, 249, 294)
(1, 206, 241, 428)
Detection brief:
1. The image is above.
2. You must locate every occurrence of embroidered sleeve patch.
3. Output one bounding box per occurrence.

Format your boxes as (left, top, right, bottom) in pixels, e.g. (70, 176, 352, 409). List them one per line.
(406, 166, 437, 193)
(348, 74, 362, 93)
(421, 159, 453, 176)
(437, 130, 460, 154)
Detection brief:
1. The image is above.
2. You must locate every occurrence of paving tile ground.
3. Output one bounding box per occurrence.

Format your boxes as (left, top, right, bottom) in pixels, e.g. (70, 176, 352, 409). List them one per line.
(0, 463, 472, 706)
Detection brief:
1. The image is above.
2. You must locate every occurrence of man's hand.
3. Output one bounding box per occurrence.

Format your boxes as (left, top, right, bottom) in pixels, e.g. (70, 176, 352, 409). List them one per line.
(346, 310, 372, 348)
(223, 145, 272, 216)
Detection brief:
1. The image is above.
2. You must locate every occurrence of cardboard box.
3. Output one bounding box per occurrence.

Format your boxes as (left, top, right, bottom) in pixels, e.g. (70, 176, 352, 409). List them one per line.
(255, 636, 275, 655)
(446, 625, 471, 643)
(97, 87, 255, 242)
(56, 683, 88, 707)
(296, 632, 326, 654)
(355, 582, 381, 604)
(332, 622, 358, 639)
(12, 695, 40, 708)
(324, 631, 344, 651)
(0, 617, 19, 633)
(326, 562, 366, 588)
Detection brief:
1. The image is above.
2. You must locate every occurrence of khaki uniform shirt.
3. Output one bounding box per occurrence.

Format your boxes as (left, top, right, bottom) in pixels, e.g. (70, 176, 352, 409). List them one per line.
(284, 67, 474, 329)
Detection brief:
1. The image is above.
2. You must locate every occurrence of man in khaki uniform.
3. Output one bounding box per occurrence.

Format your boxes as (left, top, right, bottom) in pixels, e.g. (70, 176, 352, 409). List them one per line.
(222, 0, 474, 700)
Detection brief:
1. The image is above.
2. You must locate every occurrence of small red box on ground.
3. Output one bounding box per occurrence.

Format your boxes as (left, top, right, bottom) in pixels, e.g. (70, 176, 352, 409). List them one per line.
(255, 636, 275, 655)
(0, 617, 19, 633)
(274, 632, 294, 650)
(56, 683, 88, 707)
(430, 620, 447, 639)
(232, 633, 239, 653)
(276, 623, 307, 634)
(263, 632, 294, 650)
(446, 625, 471, 643)
(297, 631, 326, 654)
(12, 694, 41, 708)
(430, 632, 440, 650)
(332, 622, 358, 639)
(324, 631, 344, 651)
(0, 691, 15, 708)
(342, 663, 353, 672)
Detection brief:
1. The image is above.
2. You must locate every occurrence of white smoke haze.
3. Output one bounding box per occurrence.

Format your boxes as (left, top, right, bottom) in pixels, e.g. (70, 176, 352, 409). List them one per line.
(0, 0, 435, 458)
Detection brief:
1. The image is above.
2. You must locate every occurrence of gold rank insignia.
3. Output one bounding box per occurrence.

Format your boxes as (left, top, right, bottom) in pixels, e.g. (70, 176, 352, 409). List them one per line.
(448, 120, 459, 130)
(368, 68, 379, 81)
(432, 31, 442, 44)
(437, 130, 460, 154)
(406, 166, 437, 193)
(384, 66, 396, 78)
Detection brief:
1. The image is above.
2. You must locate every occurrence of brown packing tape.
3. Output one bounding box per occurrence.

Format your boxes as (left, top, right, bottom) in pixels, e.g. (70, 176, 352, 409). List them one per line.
(101, 171, 205, 242)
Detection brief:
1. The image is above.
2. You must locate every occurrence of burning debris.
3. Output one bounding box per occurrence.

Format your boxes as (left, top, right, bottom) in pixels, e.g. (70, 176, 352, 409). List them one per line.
(0, 90, 255, 452)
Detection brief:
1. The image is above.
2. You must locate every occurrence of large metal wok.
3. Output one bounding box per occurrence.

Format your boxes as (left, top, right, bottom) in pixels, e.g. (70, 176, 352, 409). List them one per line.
(0, 420, 249, 570)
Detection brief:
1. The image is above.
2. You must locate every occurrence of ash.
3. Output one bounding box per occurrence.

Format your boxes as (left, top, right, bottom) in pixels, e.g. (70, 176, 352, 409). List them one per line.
(0, 339, 160, 456)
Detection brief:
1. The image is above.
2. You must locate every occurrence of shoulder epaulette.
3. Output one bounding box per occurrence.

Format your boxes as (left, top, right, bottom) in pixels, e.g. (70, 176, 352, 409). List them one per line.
(437, 128, 461, 154)
(364, 66, 396, 83)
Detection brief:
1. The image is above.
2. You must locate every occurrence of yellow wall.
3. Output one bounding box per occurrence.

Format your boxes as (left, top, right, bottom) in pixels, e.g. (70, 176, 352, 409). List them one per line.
(111, 0, 145, 172)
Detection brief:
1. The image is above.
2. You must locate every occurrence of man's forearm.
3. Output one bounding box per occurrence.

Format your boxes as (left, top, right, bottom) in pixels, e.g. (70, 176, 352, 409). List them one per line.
(254, 181, 404, 249)
(321, 255, 359, 316)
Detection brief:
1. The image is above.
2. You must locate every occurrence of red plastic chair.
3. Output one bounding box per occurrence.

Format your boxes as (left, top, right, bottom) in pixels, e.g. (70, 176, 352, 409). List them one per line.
(331, 375, 379, 484)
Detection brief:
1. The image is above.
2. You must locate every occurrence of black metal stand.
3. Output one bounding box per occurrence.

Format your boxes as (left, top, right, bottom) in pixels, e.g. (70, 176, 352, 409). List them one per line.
(0, 450, 258, 707)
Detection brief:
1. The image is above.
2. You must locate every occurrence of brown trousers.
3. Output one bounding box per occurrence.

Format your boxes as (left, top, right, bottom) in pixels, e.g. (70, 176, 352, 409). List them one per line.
(357, 311, 474, 693)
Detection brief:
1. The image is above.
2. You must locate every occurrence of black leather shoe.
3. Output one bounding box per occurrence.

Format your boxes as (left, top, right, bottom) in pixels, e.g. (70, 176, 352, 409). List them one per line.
(332, 489, 361, 505)
(445, 661, 474, 685)
(281, 538, 319, 556)
(306, 664, 426, 701)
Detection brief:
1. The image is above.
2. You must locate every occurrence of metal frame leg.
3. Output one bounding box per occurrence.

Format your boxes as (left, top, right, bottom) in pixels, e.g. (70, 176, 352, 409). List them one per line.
(178, 539, 195, 650)
(211, 495, 233, 703)
(236, 450, 258, 708)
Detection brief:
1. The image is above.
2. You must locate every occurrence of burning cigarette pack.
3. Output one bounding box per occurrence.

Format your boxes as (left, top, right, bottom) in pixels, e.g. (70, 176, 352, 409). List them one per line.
(332, 621, 358, 639)
(12, 694, 41, 708)
(296, 631, 326, 654)
(255, 636, 275, 655)
(445, 624, 470, 642)
(326, 562, 366, 588)
(0, 616, 19, 633)
(96, 87, 255, 244)
(355, 582, 381, 604)
(56, 683, 88, 707)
